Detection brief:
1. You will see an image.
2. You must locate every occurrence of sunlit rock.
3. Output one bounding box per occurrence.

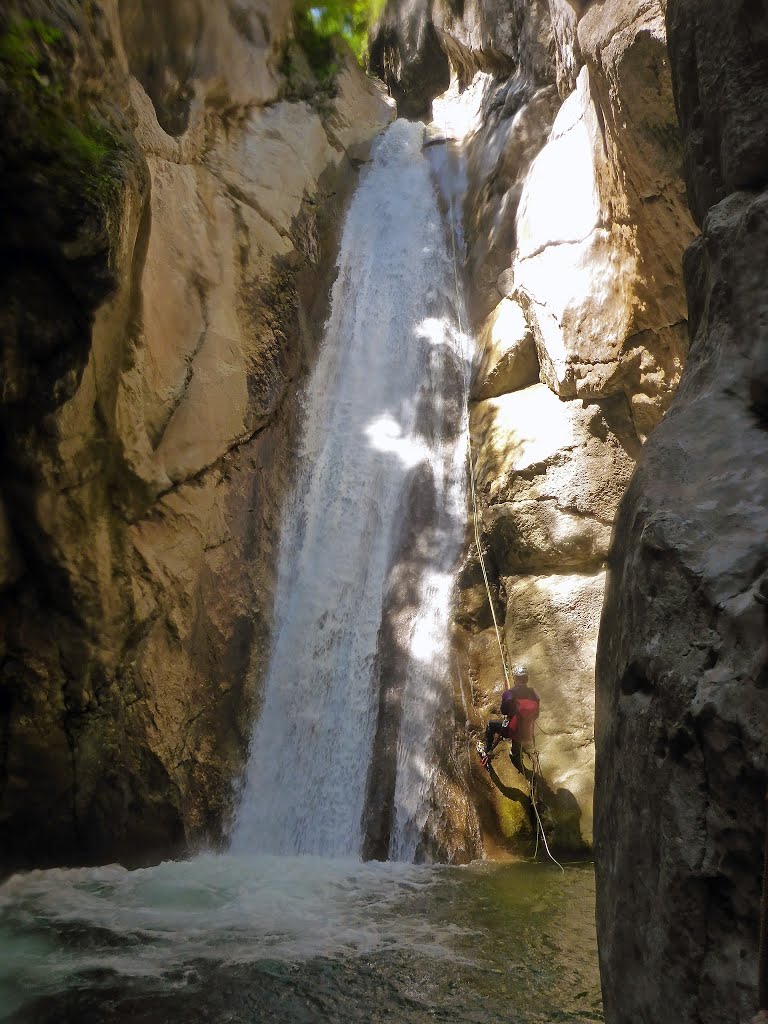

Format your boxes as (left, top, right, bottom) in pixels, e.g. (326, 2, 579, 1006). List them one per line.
(458, 382, 637, 853)
(515, 69, 630, 400)
(471, 384, 638, 512)
(463, 79, 561, 322)
(460, 568, 601, 852)
(472, 297, 539, 400)
(515, 38, 695, 441)
(501, 570, 604, 847)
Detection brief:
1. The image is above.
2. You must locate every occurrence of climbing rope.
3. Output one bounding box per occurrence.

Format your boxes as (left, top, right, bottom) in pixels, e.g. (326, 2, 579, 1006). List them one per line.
(449, 199, 510, 689)
(522, 737, 564, 873)
(447, 194, 562, 872)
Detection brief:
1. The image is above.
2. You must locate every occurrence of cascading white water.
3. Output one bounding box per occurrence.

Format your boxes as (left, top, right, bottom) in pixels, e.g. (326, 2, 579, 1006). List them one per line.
(231, 119, 469, 860)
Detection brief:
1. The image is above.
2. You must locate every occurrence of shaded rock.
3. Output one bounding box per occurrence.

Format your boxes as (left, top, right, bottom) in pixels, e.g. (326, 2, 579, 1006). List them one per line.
(595, 189, 768, 1024)
(594, 1, 768, 1018)
(666, 0, 768, 225)
(484, 500, 610, 575)
(117, 0, 291, 135)
(0, 501, 23, 590)
(546, 0, 584, 96)
(369, 0, 450, 119)
(371, 0, 562, 119)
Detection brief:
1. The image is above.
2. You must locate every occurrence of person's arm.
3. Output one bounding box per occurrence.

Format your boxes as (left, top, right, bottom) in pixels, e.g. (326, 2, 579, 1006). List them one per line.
(500, 686, 513, 717)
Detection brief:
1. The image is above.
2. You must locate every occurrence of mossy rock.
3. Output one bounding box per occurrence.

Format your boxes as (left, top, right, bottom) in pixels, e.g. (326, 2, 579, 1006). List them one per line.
(0, 16, 129, 215)
(0, 7, 149, 413)
(494, 788, 535, 843)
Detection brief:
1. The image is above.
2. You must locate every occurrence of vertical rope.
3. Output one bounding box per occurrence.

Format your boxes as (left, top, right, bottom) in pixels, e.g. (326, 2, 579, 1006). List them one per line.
(449, 198, 511, 689)
(446, 192, 562, 871)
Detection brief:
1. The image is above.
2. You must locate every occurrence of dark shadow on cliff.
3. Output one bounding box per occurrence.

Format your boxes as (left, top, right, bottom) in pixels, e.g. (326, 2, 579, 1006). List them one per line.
(486, 747, 589, 858)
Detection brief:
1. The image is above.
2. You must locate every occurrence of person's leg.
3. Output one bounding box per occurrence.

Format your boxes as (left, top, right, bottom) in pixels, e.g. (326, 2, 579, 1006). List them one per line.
(509, 742, 536, 782)
(509, 740, 524, 774)
(484, 720, 504, 753)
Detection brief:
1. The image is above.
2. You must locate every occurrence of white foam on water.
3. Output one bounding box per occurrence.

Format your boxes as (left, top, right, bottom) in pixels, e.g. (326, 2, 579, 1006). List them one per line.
(0, 854, 474, 1016)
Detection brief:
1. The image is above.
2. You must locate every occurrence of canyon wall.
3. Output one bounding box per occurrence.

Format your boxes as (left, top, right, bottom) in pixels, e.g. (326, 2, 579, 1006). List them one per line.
(374, 0, 695, 856)
(595, 2, 768, 1021)
(0, 0, 392, 872)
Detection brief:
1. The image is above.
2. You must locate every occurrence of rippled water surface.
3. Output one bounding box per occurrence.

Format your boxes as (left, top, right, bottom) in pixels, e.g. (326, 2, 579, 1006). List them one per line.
(0, 855, 601, 1023)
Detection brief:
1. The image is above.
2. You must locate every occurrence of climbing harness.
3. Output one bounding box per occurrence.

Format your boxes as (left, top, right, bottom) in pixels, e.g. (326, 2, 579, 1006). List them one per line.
(447, 193, 563, 873)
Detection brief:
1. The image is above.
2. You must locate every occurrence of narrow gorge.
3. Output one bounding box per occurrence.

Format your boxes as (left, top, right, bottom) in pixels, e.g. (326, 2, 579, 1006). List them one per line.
(0, 1, 766, 1023)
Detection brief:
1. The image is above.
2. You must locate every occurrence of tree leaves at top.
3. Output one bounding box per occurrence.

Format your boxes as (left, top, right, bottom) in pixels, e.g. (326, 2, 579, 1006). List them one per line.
(295, 0, 386, 65)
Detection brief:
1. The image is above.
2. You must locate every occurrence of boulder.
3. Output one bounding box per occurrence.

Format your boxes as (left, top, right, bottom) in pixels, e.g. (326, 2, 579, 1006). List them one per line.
(471, 383, 639, 513)
(472, 297, 539, 400)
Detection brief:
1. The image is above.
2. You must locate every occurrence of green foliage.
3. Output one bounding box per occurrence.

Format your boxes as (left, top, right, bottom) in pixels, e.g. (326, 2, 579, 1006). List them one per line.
(295, 0, 386, 67)
(0, 18, 63, 73)
(0, 16, 123, 207)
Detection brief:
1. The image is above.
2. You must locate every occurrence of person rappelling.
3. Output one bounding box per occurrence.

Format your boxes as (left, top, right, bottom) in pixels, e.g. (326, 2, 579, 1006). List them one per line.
(477, 664, 541, 773)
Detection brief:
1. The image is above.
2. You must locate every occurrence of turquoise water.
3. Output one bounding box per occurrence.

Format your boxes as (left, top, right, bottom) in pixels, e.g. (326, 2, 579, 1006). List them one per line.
(0, 856, 601, 1023)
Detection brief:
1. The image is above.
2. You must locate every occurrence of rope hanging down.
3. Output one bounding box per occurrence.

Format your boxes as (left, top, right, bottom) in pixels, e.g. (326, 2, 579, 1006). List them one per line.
(447, 193, 563, 872)
(449, 201, 511, 689)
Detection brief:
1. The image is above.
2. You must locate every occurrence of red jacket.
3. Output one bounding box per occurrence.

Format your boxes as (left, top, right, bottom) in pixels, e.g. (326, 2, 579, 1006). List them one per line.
(500, 683, 540, 743)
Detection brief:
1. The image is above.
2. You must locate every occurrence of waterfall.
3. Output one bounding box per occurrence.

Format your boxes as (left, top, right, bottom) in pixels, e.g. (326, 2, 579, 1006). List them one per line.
(231, 119, 469, 860)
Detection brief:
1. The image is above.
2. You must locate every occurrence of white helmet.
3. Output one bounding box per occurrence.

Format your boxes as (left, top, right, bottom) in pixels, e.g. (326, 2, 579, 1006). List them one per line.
(512, 664, 528, 678)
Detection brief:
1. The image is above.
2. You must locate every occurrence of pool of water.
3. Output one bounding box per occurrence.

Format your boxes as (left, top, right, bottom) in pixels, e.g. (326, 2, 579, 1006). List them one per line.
(0, 855, 602, 1023)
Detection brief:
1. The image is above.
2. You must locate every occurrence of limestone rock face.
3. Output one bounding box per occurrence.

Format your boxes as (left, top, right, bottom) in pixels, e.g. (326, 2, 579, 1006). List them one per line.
(514, 3, 696, 441)
(405, 0, 694, 859)
(455, 0, 695, 448)
(369, 0, 451, 119)
(471, 298, 538, 400)
(0, 0, 393, 871)
(458, 383, 638, 853)
(595, 2, 768, 1017)
(371, 0, 568, 119)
